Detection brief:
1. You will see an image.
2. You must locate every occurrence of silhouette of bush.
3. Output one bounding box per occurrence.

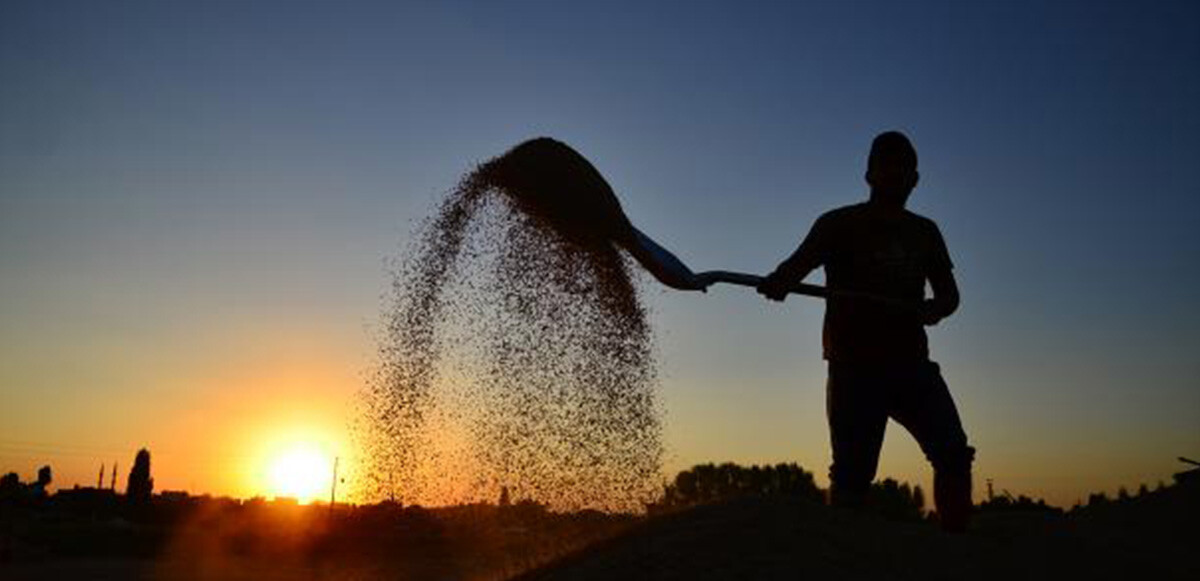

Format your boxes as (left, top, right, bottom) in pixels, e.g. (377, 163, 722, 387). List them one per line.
(979, 491, 1062, 515)
(0, 466, 56, 508)
(864, 478, 927, 521)
(1069, 480, 1175, 513)
(1066, 480, 1189, 515)
(652, 462, 824, 511)
(1, 471, 21, 500)
(508, 498, 549, 522)
(126, 448, 154, 503)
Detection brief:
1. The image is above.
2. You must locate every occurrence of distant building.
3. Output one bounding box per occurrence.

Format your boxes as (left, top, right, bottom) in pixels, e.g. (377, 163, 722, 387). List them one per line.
(53, 486, 120, 515)
(158, 490, 191, 503)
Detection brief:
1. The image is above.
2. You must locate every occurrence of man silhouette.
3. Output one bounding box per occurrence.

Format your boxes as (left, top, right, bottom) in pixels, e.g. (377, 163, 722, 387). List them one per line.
(757, 131, 974, 532)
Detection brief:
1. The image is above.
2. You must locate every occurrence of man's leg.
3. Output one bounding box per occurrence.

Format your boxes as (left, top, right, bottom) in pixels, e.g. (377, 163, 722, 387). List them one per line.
(889, 361, 975, 532)
(826, 362, 889, 508)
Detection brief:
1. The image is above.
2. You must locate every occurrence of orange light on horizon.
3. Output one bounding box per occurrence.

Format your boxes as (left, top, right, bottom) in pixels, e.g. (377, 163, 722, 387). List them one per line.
(265, 444, 333, 504)
(244, 418, 346, 504)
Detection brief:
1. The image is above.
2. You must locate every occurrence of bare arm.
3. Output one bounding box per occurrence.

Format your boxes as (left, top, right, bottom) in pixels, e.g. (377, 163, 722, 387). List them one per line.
(758, 218, 829, 301)
(923, 268, 959, 325)
(772, 241, 823, 285)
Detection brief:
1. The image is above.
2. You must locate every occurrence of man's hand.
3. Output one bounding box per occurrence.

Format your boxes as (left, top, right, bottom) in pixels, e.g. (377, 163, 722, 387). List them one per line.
(919, 300, 942, 325)
(756, 215, 825, 303)
(689, 271, 720, 292)
(922, 269, 959, 325)
(756, 271, 791, 302)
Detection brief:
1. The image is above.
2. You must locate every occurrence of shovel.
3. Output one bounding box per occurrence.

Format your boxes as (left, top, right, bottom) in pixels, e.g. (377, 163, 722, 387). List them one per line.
(628, 228, 911, 308)
(480, 137, 909, 308)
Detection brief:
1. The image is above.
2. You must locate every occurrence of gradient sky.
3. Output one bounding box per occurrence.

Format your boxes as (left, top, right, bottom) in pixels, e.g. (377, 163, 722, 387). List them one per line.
(2, 0, 1197, 507)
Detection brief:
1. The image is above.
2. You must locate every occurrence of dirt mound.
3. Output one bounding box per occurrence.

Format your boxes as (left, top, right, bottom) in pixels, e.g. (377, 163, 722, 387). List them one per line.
(514, 487, 1200, 581)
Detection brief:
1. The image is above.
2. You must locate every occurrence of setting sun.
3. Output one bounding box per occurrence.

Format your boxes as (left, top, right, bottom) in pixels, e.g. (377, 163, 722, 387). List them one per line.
(267, 445, 333, 504)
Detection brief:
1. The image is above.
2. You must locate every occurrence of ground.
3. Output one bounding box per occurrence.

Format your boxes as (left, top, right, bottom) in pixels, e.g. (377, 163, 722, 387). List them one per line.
(516, 485, 1198, 581)
(2, 483, 1195, 580)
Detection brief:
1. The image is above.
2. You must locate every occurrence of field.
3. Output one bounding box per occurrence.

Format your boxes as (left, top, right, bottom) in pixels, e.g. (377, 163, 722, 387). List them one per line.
(3, 479, 1196, 581)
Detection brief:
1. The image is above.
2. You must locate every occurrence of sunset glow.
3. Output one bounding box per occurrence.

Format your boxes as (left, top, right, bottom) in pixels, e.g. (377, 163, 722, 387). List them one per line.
(1, 0, 1196, 516)
(267, 445, 332, 504)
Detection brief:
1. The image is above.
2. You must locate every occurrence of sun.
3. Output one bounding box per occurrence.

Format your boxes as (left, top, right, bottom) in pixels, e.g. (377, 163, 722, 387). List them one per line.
(267, 445, 332, 504)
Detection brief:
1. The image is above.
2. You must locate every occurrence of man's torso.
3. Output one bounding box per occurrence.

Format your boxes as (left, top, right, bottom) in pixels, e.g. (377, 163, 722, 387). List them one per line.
(816, 203, 952, 362)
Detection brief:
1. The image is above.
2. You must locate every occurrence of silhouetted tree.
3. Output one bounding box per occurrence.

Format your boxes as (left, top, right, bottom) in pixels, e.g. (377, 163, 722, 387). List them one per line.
(126, 448, 154, 503)
(0, 472, 20, 500)
(653, 462, 824, 511)
(978, 490, 1062, 515)
(509, 498, 548, 523)
(28, 465, 52, 498)
(866, 478, 926, 521)
(0, 469, 55, 504)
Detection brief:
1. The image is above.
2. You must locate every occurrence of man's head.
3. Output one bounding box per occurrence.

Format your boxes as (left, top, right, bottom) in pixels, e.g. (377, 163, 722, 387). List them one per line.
(866, 131, 919, 206)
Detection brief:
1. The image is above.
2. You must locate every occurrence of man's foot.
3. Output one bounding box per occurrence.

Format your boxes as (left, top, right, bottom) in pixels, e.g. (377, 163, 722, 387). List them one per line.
(934, 469, 972, 533)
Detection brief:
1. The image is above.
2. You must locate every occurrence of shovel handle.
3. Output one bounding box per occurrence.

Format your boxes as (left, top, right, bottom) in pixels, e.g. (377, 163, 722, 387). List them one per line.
(697, 271, 828, 297)
(696, 270, 917, 310)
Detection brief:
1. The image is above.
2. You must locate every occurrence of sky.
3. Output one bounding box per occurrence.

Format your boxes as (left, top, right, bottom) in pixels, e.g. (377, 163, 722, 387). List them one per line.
(2, 0, 1198, 508)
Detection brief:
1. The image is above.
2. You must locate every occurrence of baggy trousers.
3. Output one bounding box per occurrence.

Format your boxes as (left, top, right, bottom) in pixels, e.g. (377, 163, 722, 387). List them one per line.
(826, 359, 974, 505)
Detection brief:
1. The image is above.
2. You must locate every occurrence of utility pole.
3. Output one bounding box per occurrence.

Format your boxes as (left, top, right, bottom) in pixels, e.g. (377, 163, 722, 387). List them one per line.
(110, 462, 117, 491)
(98, 464, 105, 489)
(329, 456, 339, 517)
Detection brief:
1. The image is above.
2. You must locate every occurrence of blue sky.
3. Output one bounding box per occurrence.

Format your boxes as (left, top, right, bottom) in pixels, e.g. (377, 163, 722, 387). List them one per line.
(2, 0, 1197, 505)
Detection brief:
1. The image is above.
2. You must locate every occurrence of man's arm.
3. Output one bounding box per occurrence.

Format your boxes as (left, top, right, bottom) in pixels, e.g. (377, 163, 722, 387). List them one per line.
(922, 219, 958, 325)
(922, 268, 959, 325)
(757, 216, 829, 302)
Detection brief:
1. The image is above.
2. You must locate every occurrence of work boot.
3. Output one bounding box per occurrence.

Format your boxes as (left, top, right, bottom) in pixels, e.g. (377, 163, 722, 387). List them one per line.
(934, 469, 972, 533)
